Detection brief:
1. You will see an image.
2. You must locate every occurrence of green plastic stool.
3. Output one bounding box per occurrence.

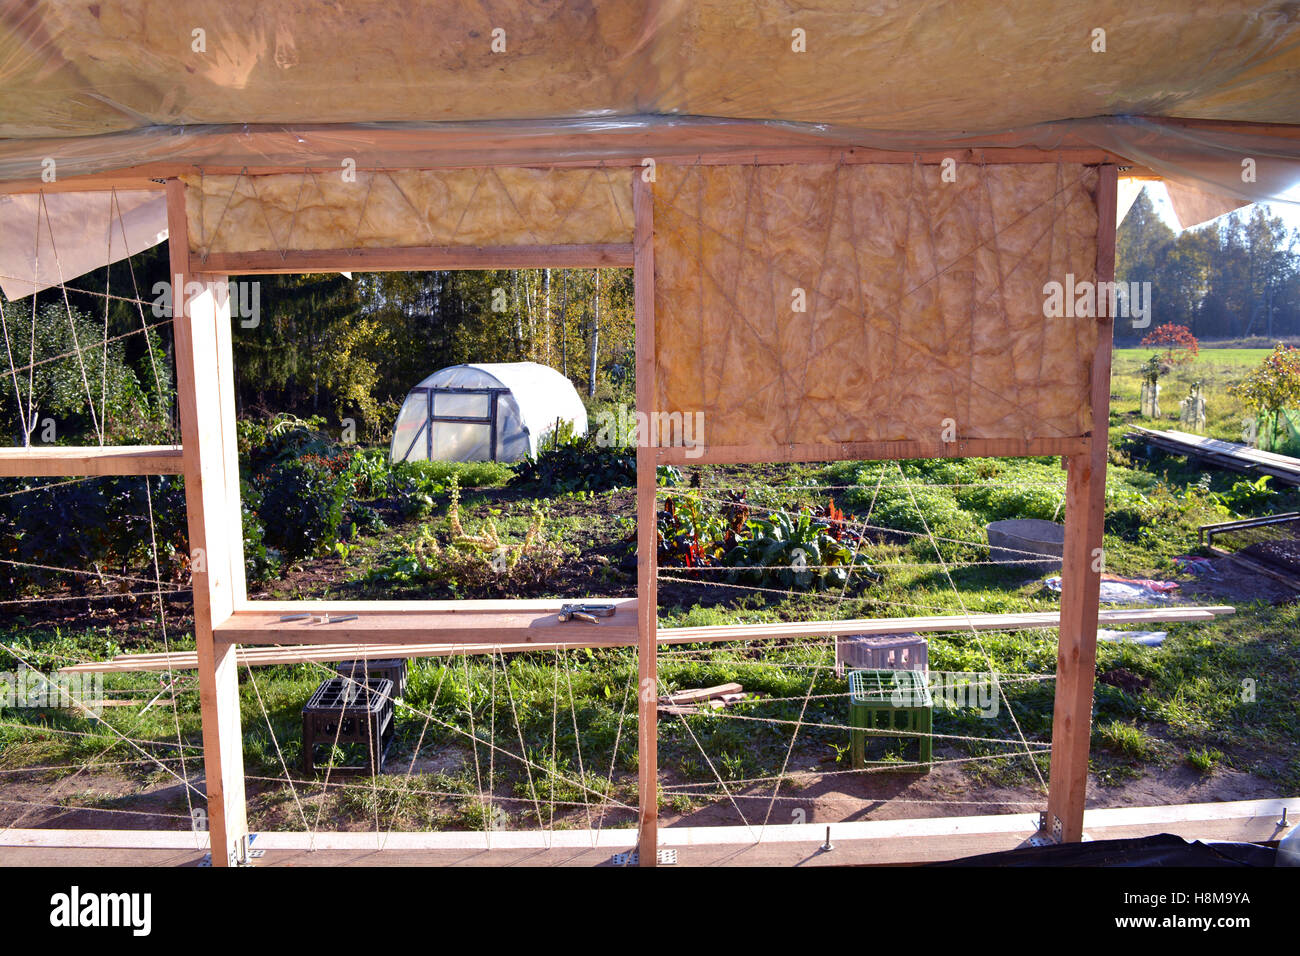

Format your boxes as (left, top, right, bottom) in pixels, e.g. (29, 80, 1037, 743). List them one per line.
(848, 669, 933, 773)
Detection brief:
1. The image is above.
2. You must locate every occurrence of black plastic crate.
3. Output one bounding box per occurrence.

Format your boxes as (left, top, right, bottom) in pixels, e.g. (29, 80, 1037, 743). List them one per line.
(302, 677, 395, 775)
(335, 658, 408, 699)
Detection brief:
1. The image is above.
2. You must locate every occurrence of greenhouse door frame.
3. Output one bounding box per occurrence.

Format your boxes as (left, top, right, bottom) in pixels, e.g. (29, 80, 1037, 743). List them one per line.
(396, 385, 510, 463)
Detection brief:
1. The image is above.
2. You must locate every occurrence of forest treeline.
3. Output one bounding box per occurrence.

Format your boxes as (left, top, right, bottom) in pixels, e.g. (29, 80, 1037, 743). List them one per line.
(1116, 190, 1300, 344)
(4, 246, 634, 443)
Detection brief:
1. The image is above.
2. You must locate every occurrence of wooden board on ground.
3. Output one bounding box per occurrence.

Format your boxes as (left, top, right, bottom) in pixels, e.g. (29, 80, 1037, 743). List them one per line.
(3, 796, 1294, 867)
(1133, 427, 1300, 485)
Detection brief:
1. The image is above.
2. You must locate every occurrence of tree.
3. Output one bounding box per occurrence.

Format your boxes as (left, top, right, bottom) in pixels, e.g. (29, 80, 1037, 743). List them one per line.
(1139, 323, 1199, 366)
(0, 301, 168, 444)
(1229, 343, 1300, 449)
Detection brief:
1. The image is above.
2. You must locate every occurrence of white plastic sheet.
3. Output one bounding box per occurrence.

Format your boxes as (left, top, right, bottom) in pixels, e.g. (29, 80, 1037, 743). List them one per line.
(0, 190, 167, 301)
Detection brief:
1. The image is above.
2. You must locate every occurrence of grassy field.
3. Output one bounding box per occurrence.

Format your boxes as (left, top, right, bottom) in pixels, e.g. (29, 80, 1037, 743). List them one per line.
(3, 345, 1299, 832)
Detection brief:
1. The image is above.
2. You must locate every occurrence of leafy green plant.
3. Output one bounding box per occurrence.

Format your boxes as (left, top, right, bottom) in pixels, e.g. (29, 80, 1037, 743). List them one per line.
(509, 433, 635, 495)
(1186, 747, 1223, 773)
(1215, 475, 1275, 515)
(658, 491, 870, 591)
(722, 508, 866, 590)
(256, 459, 349, 562)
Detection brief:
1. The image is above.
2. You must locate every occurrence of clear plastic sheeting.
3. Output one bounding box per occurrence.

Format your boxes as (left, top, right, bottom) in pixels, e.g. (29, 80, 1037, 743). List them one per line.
(390, 362, 587, 464)
(3, 2, 1298, 135)
(0, 4, 1296, 207)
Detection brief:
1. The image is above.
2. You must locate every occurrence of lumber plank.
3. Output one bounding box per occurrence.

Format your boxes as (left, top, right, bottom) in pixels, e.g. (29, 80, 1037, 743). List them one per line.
(0, 445, 183, 477)
(168, 178, 248, 868)
(660, 683, 743, 704)
(214, 601, 638, 646)
(197, 244, 633, 275)
(1046, 162, 1118, 844)
(61, 605, 1236, 675)
(5, 796, 1295, 867)
(1133, 426, 1300, 484)
(657, 436, 1088, 466)
(633, 171, 659, 866)
(0, 119, 1145, 194)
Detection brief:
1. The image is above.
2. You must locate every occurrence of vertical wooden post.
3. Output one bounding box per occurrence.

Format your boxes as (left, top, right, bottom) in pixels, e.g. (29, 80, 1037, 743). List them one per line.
(167, 180, 248, 866)
(1045, 164, 1118, 843)
(633, 172, 658, 865)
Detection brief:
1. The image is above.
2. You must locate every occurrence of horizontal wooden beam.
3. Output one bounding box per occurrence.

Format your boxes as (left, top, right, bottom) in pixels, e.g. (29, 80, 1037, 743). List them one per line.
(0, 178, 166, 195)
(657, 436, 1090, 466)
(658, 605, 1234, 644)
(0, 119, 1142, 194)
(192, 243, 633, 275)
(4, 116, 1298, 196)
(0, 445, 183, 477)
(64, 604, 1234, 673)
(4, 795, 1294, 866)
(214, 598, 638, 646)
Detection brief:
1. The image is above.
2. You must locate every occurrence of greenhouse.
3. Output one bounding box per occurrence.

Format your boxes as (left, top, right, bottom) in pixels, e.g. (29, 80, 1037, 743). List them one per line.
(389, 362, 587, 464)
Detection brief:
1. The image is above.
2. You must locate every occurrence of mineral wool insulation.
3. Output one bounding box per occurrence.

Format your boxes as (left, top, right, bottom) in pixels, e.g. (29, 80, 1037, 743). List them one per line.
(184, 160, 1101, 450)
(182, 167, 634, 254)
(652, 163, 1102, 447)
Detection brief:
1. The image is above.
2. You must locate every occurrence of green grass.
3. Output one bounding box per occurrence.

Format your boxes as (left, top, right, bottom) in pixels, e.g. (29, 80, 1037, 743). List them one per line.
(1113, 347, 1274, 369)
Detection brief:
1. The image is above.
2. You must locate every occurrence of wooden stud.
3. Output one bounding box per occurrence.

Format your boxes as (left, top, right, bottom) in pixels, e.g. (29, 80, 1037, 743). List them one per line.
(633, 171, 658, 866)
(1045, 164, 1119, 843)
(214, 282, 247, 607)
(215, 601, 638, 646)
(197, 243, 634, 276)
(0, 118, 1147, 193)
(167, 179, 249, 867)
(656, 436, 1088, 466)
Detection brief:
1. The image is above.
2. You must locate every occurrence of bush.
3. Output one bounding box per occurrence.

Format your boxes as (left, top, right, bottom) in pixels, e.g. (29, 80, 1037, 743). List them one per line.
(0, 475, 188, 593)
(509, 434, 635, 495)
(0, 302, 172, 445)
(256, 459, 349, 562)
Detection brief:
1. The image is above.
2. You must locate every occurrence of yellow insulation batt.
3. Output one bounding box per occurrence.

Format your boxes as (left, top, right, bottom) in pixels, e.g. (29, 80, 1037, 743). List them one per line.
(653, 163, 1102, 450)
(182, 167, 634, 254)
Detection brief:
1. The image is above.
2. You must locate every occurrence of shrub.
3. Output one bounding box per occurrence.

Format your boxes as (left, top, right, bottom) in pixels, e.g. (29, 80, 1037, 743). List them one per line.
(256, 459, 349, 562)
(0, 475, 188, 593)
(509, 434, 635, 495)
(1139, 323, 1199, 367)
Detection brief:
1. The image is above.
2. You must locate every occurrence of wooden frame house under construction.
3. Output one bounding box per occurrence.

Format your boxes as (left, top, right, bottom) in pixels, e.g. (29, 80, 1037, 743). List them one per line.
(1, 1, 1298, 865)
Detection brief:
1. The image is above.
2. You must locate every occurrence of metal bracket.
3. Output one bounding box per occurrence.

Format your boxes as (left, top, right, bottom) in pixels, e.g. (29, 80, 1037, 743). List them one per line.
(199, 835, 264, 867)
(611, 848, 677, 866)
(1027, 811, 1063, 847)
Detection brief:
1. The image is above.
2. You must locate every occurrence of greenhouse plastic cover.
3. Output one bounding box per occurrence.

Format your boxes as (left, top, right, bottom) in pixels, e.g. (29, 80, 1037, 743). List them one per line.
(0, 189, 167, 299)
(390, 362, 587, 463)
